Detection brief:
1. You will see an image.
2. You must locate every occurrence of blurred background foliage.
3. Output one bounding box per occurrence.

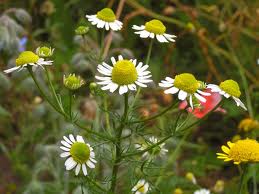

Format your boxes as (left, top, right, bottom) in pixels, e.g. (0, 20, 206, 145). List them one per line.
(0, 0, 259, 193)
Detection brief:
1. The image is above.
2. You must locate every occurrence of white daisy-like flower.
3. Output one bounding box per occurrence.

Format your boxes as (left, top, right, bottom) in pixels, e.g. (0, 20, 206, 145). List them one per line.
(132, 19, 176, 43)
(135, 136, 168, 158)
(60, 134, 97, 176)
(207, 79, 247, 110)
(159, 73, 211, 109)
(194, 188, 210, 194)
(132, 179, 149, 194)
(4, 51, 53, 74)
(95, 55, 152, 95)
(86, 8, 122, 31)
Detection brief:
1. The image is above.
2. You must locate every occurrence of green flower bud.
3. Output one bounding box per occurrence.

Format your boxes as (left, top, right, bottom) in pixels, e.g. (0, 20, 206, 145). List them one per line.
(36, 46, 54, 58)
(75, 26, 89, 35)
(63, 74, 85, 90)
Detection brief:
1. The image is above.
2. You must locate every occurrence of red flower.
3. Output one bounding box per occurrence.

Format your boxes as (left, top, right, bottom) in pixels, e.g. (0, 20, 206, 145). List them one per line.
(179, 89, 226, 118)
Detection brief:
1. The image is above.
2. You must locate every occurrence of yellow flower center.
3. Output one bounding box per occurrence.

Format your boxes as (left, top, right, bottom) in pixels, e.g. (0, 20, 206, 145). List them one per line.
(145, 19, 166, 34)
(111, 60, 138, 85)
(229, 139, 259, 163)
(174, 73, 199, 94)
(136, 184, 145, 193)
(238, 118, 259, 132)
(219, 79, 241, 98)
(70, 142, 90, 164)
(15, 51, 39, 67)
(96, 8, 116, 22)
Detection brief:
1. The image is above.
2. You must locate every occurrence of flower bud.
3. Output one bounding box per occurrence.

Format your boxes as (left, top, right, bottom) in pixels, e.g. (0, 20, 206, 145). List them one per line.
(63, 74, 85, 90)
(36, 46, 54, 58)
(75, 26, 89, 35)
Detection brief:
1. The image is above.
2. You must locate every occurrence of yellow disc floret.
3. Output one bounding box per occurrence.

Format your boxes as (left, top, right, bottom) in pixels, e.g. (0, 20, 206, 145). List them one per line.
(219, 79, 241, 98)
(70, 142, 90, 164)
(145, 19, 166, 34)
(15, 51, 39, 67)
(96, 8, 116, 22)
(112, 60, 137, 85)
(174, 73, 199, 94)
(238, 118, 259, 132)
(217, 139, 259, 164)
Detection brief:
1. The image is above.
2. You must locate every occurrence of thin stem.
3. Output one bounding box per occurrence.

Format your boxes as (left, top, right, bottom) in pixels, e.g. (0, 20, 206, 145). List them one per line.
(131, 39, 154, 109)
(28, 67, 114, 141)
(252, 164, 257, 194)
(122, 100, 224, 159)
(99, 29, 105, 61)
(109, 93, 129, 193)
(130, 101, 177, 124)
(69, 91, 73, 120)
(104, 95, 111, 131)
(238, 165, 248, 194)
(81, 183, 84, 194)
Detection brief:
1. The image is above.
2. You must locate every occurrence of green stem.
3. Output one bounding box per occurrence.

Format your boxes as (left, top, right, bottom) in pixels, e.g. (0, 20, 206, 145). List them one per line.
(99, 29, 105, 61)
(69, 91, 73, 120)
(122, 100, 224, 159)
(28, 67, 114, 141)
(252, 164, 257, 194)
(109, 93, 129, 193)
(131, 39, 154, 109)
(104, 95, 111, 131)
(238, 165, 248, 194)
(130, 101, 177, 124)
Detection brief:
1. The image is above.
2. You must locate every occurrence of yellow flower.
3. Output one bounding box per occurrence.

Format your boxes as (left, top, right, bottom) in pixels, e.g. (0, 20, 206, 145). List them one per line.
(185, 172, 197, 184)
(238, 118, 259, 132)
(231, 135, 241, 142)
(173, 188, 183, 194)
(217, 139, 259, 164)
(213, 180, 224, 193)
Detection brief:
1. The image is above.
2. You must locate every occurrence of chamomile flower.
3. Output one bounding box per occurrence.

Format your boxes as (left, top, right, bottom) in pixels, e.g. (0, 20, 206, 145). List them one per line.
(132, 19, 176, 43)
(95, 55, 152, 95)
(216, 139, 259, 165)
(159, 73, 211, 109)
(207, 80, 247, 110)
(63, 74, 85, 90)
(86, 8, 122, 31)
(60, 134, 97, 176)
(4, 51, 53, 74)
(194, 189, 210, 194)
(135, 136, 168, 158)
(132, 179, 149, 194)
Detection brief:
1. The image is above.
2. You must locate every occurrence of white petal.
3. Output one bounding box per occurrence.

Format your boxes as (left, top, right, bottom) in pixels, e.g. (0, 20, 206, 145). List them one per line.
(61, 140, 71, 148)
(118, 55, 123, 61)
(82, 164, 88, 176)
(135, 81, 147, 87)
(178, 90, 188, 100)
(4, 66, 20, 74)
(140, 30, 150, 38)
(97, 20, 105, 28)
(189, 95, 193, 109)
(165, 87, 179, 94)
(194, 93, 206, 103)
(109, 83, 119, 92)
(233, 97, 247, 110)
(60, 146, 70, 151)
(105, 22, 109, 30)
(132, 25, 145, 30)
(164, 87, 179, 94)
(63, 136, 73, 144)
(65, 158, 77, 170)
(76, 135, 85, 143)
(111, 57, 116, 65)
(90, 157, 97, 163)
(197, 90, 211, 96)
(86, 160, 95, 168)
(156, 34, 168, 43)
(95, 76, 111, 81)
(149, 33, 155, 38)
(69, 134, 76, 143)
(128, 84, 137, 91)
(119, 85, 128, 95)
(75, 164, 81, 175)
(60, 152, 70, 158)
(165, 77, 174, 83)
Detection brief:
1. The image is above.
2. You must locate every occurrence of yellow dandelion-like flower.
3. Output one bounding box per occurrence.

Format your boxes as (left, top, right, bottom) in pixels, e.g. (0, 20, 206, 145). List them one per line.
(238, 118, 259, 132)
(217, 139, 259, 165)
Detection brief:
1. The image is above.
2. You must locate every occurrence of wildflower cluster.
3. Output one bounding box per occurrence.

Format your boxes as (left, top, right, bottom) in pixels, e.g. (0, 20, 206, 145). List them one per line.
(3, 6, 251, 194)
